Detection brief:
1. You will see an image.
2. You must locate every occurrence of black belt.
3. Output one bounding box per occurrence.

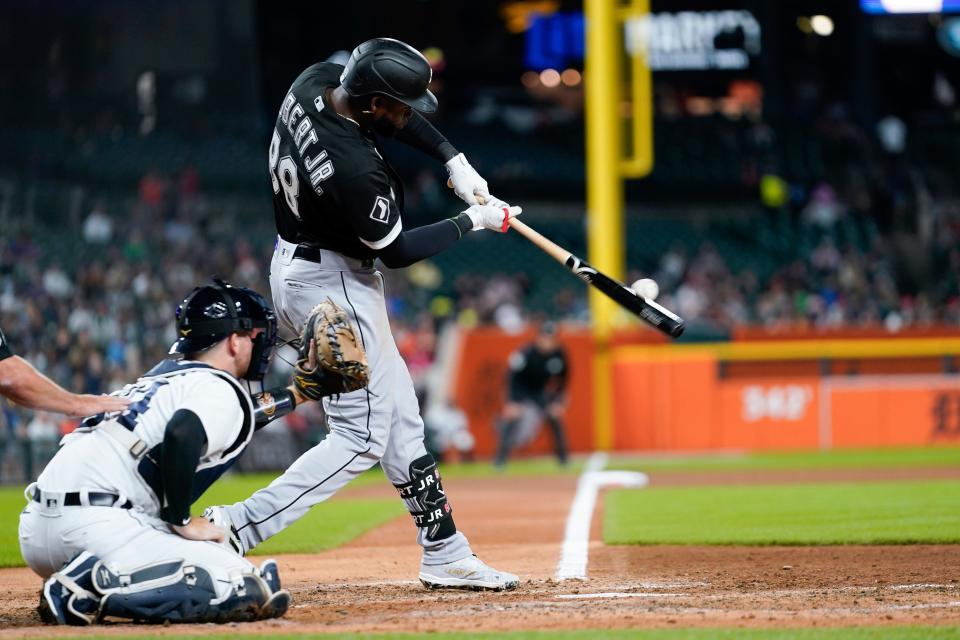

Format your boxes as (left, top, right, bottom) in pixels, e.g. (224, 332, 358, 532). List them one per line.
(293, 245, 375, 269)
(33, 489, 132, 509)
(293, 245, 325, 263)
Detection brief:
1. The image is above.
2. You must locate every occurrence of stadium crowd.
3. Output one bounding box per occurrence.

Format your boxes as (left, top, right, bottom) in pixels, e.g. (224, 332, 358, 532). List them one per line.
(0, 137, 956, 480)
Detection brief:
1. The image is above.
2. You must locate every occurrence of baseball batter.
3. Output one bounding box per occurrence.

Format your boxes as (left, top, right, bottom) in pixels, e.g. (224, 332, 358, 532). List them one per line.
(206, 38, 521, 590)
(18, 281, 304, 625)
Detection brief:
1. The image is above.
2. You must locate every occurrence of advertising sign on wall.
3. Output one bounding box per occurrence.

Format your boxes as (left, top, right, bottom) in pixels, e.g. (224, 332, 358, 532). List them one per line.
(525, 10, 761, 72)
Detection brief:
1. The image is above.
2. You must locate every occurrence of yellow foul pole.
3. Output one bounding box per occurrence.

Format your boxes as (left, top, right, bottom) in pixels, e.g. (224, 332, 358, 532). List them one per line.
(585, 0, 652, 450)
(584, 0, 623, 450)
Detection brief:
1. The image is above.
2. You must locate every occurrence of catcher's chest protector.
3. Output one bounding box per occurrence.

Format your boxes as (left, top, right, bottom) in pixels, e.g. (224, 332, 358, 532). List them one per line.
(76, 360, 256, 508)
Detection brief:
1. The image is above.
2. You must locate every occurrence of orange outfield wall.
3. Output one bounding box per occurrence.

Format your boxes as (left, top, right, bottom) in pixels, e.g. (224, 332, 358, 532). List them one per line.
(610, 349, 960, 451)
(610, 350, 822, 450)
(826, 376, 960, 447)
(454, 328, 960, 456)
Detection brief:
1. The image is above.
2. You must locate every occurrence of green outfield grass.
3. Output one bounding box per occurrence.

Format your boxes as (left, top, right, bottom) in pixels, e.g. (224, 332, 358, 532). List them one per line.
(0, 457, 576, 568)
(52, 626, 960, 639)
(608, 446, 960, 473)
(437, 457, 583, 478)
(4, 448, 958, 567)
(0, 473, 405, 568)
(605, 479, 960, 545)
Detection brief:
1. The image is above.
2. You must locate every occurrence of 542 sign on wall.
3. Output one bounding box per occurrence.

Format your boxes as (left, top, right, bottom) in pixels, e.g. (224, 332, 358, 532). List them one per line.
(741, 385, 815, 422)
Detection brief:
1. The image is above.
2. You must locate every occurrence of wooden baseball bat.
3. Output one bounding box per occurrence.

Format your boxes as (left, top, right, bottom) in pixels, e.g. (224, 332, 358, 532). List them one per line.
(462, 189, 685, 337)
(507, 217, 685, 338)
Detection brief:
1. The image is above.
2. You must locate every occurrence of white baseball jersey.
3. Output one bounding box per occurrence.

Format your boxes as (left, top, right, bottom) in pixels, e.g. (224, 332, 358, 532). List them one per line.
(37, 360, 255, 517)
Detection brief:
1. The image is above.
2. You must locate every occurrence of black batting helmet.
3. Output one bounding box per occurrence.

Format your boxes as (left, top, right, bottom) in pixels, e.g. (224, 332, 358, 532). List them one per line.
(340, 38, 437, 113)
(169, 279, 277, 381)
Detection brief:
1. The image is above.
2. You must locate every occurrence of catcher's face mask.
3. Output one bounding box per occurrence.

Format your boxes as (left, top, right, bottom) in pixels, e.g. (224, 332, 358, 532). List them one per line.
(170, 279, 277, 382)
(244, 299, 277, 382)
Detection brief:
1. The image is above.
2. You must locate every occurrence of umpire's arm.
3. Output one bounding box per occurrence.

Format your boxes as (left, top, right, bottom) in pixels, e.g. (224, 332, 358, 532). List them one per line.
(0, 352, 128, 417)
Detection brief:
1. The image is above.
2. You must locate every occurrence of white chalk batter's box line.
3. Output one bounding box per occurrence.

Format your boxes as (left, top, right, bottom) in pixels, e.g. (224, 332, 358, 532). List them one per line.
(556, 452, 650, 581)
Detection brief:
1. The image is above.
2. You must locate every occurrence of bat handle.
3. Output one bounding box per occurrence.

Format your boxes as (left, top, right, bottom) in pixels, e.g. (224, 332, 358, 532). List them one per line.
(450, 189, 566, 264)
(446, 179, 489, 206)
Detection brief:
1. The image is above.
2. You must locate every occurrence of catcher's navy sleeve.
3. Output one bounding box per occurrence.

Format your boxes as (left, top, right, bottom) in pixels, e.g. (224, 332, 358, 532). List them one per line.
(159, 409, 207, 526)
(0, 328, 13, 361)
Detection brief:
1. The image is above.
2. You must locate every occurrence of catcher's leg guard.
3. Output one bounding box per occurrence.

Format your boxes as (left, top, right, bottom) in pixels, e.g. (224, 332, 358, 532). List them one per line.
(38, 551, 101, 626)
(93, 558, 289, 623)
(394, 454, 456, 542)
(94, 559, 217, 623)
(256, 559, 290, 620)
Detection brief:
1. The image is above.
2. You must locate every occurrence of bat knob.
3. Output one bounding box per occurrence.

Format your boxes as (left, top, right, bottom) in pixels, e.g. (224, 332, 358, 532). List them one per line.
(669, 321, 685, 338)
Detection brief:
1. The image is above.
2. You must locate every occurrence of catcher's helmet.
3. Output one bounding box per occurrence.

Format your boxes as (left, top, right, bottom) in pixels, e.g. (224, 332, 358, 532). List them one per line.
(169, 279, 277, 381)
(340, 38, 437, 113)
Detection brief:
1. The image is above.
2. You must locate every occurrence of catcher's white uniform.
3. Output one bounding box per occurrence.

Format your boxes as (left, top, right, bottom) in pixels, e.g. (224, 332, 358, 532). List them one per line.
(19, 360, 277, 622)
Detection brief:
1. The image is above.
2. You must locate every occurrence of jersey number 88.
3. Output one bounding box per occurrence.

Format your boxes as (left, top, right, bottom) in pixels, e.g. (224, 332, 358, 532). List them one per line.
(269, 129, 300, 220)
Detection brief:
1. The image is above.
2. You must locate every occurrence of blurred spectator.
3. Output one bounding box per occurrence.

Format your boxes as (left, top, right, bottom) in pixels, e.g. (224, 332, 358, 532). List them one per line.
(82, 201, 113, 244)
(138, 168, 167, 211)
(876, 115, 907, 156)
(24, 410, 59, 479)
(802, 182, 843, 229)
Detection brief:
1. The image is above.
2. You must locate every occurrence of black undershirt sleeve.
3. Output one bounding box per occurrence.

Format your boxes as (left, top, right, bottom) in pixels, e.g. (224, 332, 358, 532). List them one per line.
(0, 328, 13, 361)
(394, 112, 459, 163)
(377, 213, 473, 269)
(159, 409, 207, 526)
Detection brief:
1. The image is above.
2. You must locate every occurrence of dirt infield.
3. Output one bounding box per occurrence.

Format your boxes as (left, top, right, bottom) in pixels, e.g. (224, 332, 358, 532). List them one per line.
(2, 468, 958, 636)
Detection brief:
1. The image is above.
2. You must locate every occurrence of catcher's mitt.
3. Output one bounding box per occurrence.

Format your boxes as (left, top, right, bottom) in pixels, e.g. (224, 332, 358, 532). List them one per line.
(293, 299, 370, 400)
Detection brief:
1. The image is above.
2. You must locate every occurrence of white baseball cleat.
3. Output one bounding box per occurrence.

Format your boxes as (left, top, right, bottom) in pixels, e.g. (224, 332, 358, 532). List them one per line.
(419, 555, 519, 591)
(201, 506, 244, 556)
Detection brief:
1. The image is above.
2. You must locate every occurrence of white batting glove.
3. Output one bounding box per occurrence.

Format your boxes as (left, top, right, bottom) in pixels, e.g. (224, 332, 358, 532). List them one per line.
(445, 153, 489, 205)
(463, 201, 522, 232)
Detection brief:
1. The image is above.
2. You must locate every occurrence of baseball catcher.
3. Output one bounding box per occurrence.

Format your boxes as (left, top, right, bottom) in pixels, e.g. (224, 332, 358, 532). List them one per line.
(18, 280, 368, 626)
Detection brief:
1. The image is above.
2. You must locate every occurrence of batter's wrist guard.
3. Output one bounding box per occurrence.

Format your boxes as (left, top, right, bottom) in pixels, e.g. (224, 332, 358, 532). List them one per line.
(253, 387, 297, 429)
(394, 454, 456, 542)
(450, 212, 474, 238)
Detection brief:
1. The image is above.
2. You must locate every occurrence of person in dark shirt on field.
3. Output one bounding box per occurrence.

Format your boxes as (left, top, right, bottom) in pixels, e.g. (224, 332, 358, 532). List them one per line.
(495, 322, 569, 467)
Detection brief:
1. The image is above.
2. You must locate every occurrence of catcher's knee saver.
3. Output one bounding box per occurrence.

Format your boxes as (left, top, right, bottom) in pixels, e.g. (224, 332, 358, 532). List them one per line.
(38, 551, 101, 626)
(394, 454, 456, 542)
(93, 559, 288, 623)
(93, 559, 217, 623)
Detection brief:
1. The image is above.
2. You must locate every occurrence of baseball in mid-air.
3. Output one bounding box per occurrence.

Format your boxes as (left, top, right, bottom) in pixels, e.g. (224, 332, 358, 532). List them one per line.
(631, 278, 659, 300)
